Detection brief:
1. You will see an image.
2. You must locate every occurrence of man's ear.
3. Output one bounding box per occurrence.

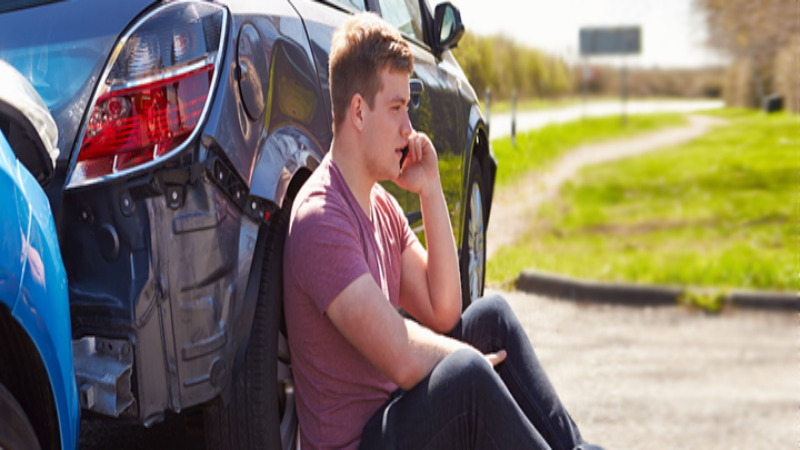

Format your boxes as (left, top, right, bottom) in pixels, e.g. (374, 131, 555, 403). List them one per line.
(350, 93, 365, 132)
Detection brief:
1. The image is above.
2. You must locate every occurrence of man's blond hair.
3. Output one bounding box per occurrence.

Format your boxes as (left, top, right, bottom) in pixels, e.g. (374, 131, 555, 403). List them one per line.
(329, 13, 414, 132)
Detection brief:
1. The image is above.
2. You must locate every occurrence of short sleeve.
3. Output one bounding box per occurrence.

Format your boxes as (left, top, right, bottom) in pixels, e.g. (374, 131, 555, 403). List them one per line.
(286, 194, 371, 315)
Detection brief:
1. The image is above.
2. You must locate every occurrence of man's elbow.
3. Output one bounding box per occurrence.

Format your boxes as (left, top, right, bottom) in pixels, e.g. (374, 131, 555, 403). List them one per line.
(428, 303, 461, 334)
(390, 360, 426, 390)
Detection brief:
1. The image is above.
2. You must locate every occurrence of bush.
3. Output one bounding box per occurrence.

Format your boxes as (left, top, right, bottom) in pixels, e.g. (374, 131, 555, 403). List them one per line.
(451, 33, 573, 101)
(576, 66, 724, 98)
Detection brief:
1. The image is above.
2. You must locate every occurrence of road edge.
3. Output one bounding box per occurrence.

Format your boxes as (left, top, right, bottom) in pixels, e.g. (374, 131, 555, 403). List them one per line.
(515, 269, 798, 312)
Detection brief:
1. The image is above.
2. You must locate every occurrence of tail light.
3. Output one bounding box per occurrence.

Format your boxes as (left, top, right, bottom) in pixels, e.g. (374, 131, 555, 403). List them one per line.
(65, 1, 228, 189)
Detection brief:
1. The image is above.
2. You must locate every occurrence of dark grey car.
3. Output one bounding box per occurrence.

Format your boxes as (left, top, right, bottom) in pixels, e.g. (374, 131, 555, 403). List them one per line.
(0, 0, 495, 448)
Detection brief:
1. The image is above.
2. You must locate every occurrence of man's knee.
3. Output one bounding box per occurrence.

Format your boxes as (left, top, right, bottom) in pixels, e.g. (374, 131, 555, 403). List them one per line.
(436, 348, 498, 389)
(470, 294, 516, 327)
(432, 349, 509, 414)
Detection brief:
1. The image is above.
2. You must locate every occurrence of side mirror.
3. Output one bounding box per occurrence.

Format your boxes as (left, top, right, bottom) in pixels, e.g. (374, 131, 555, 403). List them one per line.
(434, 2, 465, 52)
(409, 79, 423, 109)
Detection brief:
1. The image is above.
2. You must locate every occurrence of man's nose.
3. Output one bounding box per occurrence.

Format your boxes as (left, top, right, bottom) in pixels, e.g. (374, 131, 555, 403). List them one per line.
(400, 110, 412, 137)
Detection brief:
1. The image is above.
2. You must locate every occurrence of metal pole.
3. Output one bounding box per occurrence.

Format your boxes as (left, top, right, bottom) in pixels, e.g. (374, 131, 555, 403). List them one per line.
(621, 59, 627, 126)
(511, 90, 517, 148)
(582, 59, 588, 120)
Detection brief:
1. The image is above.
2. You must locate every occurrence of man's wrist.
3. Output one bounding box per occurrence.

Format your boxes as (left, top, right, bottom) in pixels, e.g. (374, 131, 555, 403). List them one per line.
(416, 176, 442, 201)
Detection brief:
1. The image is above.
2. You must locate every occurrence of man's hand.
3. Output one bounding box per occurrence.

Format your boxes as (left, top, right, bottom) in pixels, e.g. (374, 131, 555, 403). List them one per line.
(485, 350, 507, 367)
(396, 129, 461, 333)
(394, 131, 439, 198)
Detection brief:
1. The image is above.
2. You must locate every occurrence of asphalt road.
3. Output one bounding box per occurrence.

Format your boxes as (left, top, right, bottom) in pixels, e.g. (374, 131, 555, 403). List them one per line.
(499, 289, 796, 450)
(488, 99, 724, 138)
(79, 410, 205, 449)
(79, 288, 795, 449)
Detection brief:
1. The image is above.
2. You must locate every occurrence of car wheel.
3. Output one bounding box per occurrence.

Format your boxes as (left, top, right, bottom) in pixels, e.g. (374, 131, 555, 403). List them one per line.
(204, 200, 296, 450)
(0, 381, 41, 450)
(459, 157, 487, 310)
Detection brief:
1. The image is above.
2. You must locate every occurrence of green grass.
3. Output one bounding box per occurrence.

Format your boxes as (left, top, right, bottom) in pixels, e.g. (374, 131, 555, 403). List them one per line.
(488, 110, 799, 292)
(693, 107, 755, 120)
(492, 113, 686, 187)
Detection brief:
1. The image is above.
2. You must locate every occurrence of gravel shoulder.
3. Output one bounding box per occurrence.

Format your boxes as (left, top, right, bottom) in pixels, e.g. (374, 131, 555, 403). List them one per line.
(499, 288, 797, 450)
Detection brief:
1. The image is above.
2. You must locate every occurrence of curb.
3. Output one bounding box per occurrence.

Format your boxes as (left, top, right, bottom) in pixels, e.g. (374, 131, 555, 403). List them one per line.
(514, 270, 798, 312)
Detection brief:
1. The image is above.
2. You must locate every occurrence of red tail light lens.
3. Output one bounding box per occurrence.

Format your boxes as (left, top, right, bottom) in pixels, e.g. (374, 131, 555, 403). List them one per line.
(76, 65, 213, 179)
(66, 2, 227, 188)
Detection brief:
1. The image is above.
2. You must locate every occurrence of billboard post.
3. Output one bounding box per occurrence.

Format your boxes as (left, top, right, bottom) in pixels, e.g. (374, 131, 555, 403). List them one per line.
(579, 26, 641, 126)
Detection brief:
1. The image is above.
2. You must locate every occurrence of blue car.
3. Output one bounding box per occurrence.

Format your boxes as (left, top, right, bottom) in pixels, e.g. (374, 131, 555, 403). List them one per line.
(0, 60, 79, 450)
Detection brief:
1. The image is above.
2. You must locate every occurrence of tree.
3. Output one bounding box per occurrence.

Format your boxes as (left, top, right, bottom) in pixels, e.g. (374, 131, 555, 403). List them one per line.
(451, 33, 573, 101)
(694, 0, 799, 104)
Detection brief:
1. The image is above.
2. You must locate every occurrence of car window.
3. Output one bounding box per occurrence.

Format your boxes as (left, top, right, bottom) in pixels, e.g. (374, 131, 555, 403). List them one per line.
(377, 0, 424, 42)
(0, 0, 62, 14)
(323, 0, 366, 12)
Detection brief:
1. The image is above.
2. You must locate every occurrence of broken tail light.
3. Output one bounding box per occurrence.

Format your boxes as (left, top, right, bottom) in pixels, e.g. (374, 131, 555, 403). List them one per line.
(66, 1, 228, 189)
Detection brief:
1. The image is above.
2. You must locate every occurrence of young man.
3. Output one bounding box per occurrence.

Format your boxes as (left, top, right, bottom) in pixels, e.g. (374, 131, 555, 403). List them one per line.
(283, 13, 601, 450)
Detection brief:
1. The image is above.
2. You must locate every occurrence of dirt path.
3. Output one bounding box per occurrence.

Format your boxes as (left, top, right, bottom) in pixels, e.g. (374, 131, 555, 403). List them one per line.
(487, 114, 727, 259)
(499, 288, 796, 450)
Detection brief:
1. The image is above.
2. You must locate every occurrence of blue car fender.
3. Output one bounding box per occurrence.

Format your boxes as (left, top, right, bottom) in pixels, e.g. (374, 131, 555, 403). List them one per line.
(0, 130, 79, 450)
(0, 132, 26, 309)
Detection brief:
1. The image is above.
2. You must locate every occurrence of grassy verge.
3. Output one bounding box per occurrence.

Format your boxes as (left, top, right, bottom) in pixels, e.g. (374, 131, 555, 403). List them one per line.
(492, 113, 686, 187)
(488, 110, 798, 292)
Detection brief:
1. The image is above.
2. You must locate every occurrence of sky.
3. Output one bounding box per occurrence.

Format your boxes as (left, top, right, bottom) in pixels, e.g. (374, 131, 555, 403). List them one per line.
(442, 0, 726, 68)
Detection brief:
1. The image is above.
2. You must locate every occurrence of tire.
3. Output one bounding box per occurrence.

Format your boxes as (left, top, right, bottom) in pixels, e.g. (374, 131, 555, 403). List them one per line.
(204, 201, 296, 450)
(459, 157, 487, 310)
(0, 381, 41, 450)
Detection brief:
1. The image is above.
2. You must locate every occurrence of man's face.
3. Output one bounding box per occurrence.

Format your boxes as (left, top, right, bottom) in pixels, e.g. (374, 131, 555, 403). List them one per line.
(362, 67, 412, 182)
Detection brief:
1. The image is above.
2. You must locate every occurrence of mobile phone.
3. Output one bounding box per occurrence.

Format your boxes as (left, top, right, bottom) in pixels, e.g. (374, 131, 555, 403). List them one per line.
(400, 145, 409, 169)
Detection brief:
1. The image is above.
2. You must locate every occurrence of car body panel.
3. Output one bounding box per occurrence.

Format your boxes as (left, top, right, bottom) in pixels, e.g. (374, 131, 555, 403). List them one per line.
(0, 129, 79, 450)
(0, 137, 27, 308)
(202, 0, 330, 203)
(404, 41, 465, 240)
(42, 0, 331, 422)
(294, 0, 470, 238)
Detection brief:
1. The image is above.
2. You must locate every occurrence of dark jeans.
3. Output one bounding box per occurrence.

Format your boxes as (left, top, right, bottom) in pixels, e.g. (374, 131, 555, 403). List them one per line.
(359, 294, 599, 450)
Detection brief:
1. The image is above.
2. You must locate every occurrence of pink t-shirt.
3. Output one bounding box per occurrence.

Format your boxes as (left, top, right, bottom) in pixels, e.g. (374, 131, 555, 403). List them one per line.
(283, 156, 417, 450)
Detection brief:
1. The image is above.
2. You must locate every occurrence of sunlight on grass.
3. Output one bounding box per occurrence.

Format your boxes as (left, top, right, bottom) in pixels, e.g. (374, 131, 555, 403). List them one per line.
(491, 113, 686, 187)
(488, 110, 799, 292)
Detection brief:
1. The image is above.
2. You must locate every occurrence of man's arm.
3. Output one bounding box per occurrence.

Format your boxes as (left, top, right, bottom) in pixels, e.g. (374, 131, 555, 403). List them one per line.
(326, 273, 503, 390)
(394, 132, 462, 333)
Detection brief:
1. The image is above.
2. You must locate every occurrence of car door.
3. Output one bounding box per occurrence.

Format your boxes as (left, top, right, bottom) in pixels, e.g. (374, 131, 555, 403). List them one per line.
(368, 0, 464, 240)
(293, 0, 465, 237)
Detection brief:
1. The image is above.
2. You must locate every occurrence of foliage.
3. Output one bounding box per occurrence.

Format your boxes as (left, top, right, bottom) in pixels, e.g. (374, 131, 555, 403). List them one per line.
(451, 32, 725, 106)
(488, 110, 798, 292)
(694, 0, 799, 105)
(694, 0, 797, 61)
(577, 66, 725, 99)
(451, 33, 573, 101)
(492, 113, 686, 187)
(678, 289, 727, 313)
